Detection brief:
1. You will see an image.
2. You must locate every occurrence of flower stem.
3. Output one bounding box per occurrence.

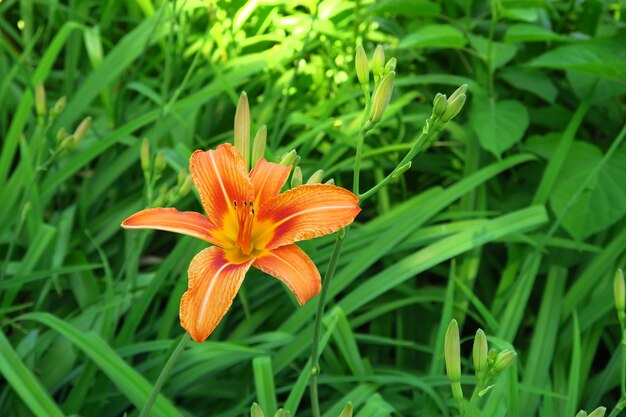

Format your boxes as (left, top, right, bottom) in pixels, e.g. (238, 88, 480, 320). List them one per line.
(309, 230, 347, 417)
(139, 333, 191, 417)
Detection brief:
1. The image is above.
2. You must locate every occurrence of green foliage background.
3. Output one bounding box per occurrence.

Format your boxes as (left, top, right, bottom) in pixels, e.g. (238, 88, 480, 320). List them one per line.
(1, 0, 625, 416)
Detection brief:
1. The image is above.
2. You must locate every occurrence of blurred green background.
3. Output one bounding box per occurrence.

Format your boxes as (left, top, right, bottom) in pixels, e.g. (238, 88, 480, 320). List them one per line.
(1, 0, 626, 416)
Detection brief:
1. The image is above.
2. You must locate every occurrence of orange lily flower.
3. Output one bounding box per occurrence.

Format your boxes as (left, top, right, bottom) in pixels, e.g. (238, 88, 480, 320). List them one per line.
(122, 143, 360, 342)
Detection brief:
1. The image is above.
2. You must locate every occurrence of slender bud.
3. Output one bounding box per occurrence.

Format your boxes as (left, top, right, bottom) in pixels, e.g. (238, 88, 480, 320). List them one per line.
(588, 406, 606, 417)
(73, 116, 92, 142)
(492, 349, 517, 373)
(473, 329, 488, 380)
(35, 83, 46, 117)
(279, 149, 298, 167)
(306, 169, 324, 184)
(440, 93, 466, 123)
(355, 45, 369, 87)
(251, 403, 265, 417)
(368, 71, 395, 125)
(291, 166, 303, 188)
(339, 401, 353, 417)
(433, 93, 448, 117)
(252, 125, 267, 166)
(154, 152, 167, 176)
(325, 178, 335, 185)
(178, 173, 193, 197)
(273, 409, 285, 417)
(575, 411, 588, 417)
(234, 91, 251, 169)
(445, 319, 464, 412)
(140, 138, 151, 175)
(371, 45, 385, 82)
(384, 57, 397, 74)
(448, 84, 468, 103)
(56, 127, 69, 143)
(614, 269, 625, 319)
(51, 96, 67, 117)
(392, 161, 411, 179)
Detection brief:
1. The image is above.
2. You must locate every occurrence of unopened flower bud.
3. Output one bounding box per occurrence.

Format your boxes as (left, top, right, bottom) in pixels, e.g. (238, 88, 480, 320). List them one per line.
(433, 93, 448, 117)
(307, 169, 324, 184)
(252, 125, 267, 166)
(355, 45, 369, 87)
(140, 138, 151, 175)
(614, 269, 625, 318)
(325, 178, 335, 185)
(291, 166, 303, 188)
(59, 135, 77, 152)
(445, 319, 462, 383)
(448, 84, 468, 103)
(392, 161, 411, 179)
(178, 173, 193, 197)
(473, 329, 488, 379)
(35, 83, 46, 117)
(371, 45, 385, 82)
(154, 152, 167, 175)
(339, 401, 353, 417)
(51, 96, 67, 117)
(575, 411, 588, 417)
(279, 150, 298, 167)
(492, 349, 517, 373)
(273, 409, 285, 417)
(368, 71, 395, 125)
(56, 127, 69, 143)
(250, 403, 264, 417)
(487, 348, 497, 365)
(234, 91, 251, 169)
(440, 93, 466, 122)
(384, 57, 397, 74)
(73, 116, 91, 142)
(588, 406, 606, 417)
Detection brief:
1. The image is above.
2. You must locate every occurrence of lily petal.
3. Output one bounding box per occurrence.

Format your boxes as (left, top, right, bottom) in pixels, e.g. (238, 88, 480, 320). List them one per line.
(254, 184, 360, 249)
(253, 244, 321, 305)
(180, 246, 253, 343)
(249, 157, 291, 210)
(190, 143, 253, 240)
(121, 208, 225, 246)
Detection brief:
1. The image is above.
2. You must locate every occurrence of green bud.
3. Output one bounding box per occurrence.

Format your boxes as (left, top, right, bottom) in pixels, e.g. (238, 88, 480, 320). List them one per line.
(306, 169, 324, 184)
(473, 329, 488, 379)
(252, 125, 267, 166)
(234, 91, 251, 169)
(56, 127, 69, 143)
(59, 135, 77, 152)
(445, 319, 462, 383)
(35, 83, 46, 117)
(433, 93, 448, 117)
(178, 173, 193, 197)
(492, 349, 517, 373)
(325, 178, 335, 185)
(283, 411, 290, 417)
(339, 401, 353, 417)
(273, 409, 285, 417)
(384, 57, 397, 74)
(73, 116, 92, 142)
(291, 166, 303, 188)
(588, 406, 606, 417)
(140, 138, 151, 175)
(487, 348, 497, 366)
(279, 150, 298, 167)
(574, 411, 588, 417)
(392, 161, 411, 179)
(371, 45, 385, 82)
(368, 71, 395, 125)
(355, 45, 369, 87)
(51, 96, 67, 118)
(251, 403, 265, 417)
(614, 269, 625, 318)
(440, 93, 466, 123)
(448, 84, 468, 103)
(154, 152, 167, 176)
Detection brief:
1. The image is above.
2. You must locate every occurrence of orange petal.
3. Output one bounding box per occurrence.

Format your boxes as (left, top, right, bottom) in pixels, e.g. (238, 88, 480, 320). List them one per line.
(179, 246, 253, 342)
(254, 184, 361, 250)
(249, 158, 291, 210)
(190, 143, 253, 241)
(253, 244, 321, 305)
(121, 208, 225, 246)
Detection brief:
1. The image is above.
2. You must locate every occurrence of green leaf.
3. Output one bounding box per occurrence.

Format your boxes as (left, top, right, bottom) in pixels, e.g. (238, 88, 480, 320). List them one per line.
(252, 356, 277, 417)
(499, 67, 558, 103)
(528, 36, 626, 80)
(549, 143, 626, 240)
(371, 0, 441, 17)
(504, 24, 569, 43)
(471, 97, 529, 158)
(468, 34, 518, 69)
(398, 24, 467, 49)
(0, 330, 66, 417)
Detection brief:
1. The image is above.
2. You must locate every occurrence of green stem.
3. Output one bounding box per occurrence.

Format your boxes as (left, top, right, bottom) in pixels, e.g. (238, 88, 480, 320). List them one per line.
(309, 231, 347, 417)
(353, 91, 371, 195)
(621, 328, 626, 398)
(139, 333, 191, 417)
(608, 398, 626, 417)
(465, 381, 484, 417)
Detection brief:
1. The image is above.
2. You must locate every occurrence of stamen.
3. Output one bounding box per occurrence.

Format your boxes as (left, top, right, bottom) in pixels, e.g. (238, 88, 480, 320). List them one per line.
(235, 199, 255, 255)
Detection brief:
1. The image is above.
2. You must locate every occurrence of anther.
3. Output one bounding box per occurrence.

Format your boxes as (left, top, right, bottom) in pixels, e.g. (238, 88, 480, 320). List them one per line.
(233, 200, 237, 210)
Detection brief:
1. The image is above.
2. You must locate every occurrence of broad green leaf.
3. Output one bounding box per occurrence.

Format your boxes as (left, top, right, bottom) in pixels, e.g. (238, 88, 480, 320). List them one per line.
(371, 0, 440, 17)
(567, 70, 626, 104)
(550, 143, 626, 240)
(500, 67, 558, 103)
(471, 97, 529, 158)
(504, 24, 569, 43)
(468, 34, 518, 69)
(398, 24, 467, 49)
(528, 36, 626, 80)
